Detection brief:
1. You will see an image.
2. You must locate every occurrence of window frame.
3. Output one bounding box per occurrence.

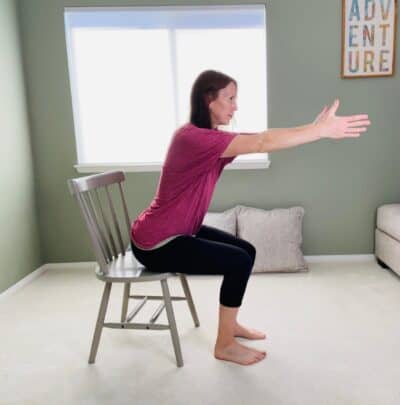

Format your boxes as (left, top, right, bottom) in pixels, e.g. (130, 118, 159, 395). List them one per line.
(64, 5, 271, 173)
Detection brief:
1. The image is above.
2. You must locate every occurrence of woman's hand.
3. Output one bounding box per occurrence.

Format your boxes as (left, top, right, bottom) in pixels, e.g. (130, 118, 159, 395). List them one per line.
(317, 99, 370, 139)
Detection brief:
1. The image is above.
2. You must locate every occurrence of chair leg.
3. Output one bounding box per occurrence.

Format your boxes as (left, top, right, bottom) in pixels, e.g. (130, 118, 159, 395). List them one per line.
(178, 274, 200, 327)
(160, 279, 183, 367)
(88, 282, 112, 364)
(121, 282, 130, 322)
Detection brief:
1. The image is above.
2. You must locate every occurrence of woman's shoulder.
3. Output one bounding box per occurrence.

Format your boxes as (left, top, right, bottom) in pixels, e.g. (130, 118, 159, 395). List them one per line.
(173, 123, 202, 143)
(176, 123, 221, 138)
(175, 122, 197, 135)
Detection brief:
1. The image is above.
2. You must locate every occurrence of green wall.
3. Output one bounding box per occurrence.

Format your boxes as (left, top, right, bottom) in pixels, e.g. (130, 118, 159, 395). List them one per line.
(0, 0, 41, 293)
(17, 0, 400, 263)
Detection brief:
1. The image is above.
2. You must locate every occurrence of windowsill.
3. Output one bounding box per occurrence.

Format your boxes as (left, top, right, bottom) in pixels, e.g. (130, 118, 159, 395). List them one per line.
(74, 159, 271, 173)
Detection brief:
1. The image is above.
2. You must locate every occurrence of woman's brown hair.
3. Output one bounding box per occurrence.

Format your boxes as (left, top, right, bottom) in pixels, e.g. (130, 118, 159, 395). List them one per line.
(190, 70, 237, 129)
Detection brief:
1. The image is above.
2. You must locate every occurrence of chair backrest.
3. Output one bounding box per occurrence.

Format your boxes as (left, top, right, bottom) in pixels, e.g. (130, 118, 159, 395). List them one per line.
(68, 171, 132, 272)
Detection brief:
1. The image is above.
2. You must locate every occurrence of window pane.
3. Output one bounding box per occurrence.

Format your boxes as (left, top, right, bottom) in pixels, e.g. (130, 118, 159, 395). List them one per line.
(175, 27, 267, 161)
(71, 28, 175, 164)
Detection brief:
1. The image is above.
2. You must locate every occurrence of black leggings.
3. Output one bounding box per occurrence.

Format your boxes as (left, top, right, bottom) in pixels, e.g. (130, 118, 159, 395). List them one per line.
(131, 225, 256, 308)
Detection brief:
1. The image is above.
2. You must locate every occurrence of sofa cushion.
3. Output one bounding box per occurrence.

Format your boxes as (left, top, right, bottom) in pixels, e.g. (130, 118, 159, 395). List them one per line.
(236, 205, 308, 273)
(202, 208, 236, 235)
(377, 204, 400, 242)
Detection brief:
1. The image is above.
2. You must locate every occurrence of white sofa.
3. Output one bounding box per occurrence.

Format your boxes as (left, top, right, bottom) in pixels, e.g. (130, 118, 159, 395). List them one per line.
(375, 204, 400, 276)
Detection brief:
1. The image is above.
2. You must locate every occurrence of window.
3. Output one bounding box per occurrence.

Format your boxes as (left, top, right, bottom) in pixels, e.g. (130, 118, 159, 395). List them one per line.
(64, 5, 269, 172)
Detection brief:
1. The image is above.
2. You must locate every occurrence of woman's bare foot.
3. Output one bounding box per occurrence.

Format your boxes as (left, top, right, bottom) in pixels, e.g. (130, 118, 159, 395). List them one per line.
(214, 341, 267, 365)
(237, 341, 267, 357)
(234, 323, 266, 340)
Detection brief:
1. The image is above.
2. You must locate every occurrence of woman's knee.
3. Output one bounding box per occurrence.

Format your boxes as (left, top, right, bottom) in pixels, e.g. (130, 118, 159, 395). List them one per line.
(233, 249, 254, 277)
(219, 250, 253, 307)
(239, 240, 256, 265)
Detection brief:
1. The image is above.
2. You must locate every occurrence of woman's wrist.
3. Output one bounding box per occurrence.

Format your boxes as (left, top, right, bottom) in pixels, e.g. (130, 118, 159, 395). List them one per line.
(313, 122, 327, 139)
(294, 122, 325, 141)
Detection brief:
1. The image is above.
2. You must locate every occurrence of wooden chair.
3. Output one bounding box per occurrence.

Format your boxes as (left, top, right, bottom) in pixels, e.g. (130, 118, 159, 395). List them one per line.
(68, 171, 199, 367)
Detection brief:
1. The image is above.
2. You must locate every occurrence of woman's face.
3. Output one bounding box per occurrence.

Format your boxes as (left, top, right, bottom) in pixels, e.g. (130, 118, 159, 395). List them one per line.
(208, 81, 238, 128)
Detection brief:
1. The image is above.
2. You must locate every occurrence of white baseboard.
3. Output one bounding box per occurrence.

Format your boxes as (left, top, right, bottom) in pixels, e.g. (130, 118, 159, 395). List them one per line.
(305, 254, 375, 263)
(0, 265, 48, 302)
(0, 262, 96, 301)
(1, 255, 376, 300)
(45, 262, 96, 270)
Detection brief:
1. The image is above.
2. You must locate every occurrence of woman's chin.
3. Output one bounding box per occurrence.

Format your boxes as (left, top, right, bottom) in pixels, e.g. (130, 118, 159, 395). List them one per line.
(216, 119, 231, 127)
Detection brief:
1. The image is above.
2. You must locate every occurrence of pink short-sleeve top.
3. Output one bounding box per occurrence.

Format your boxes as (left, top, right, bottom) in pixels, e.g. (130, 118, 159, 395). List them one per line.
(131, 123, 237, 249)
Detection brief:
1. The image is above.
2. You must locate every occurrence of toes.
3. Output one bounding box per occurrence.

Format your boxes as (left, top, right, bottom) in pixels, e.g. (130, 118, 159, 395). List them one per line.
(251, 353, 265, 363)
(257, 351, 266, 359)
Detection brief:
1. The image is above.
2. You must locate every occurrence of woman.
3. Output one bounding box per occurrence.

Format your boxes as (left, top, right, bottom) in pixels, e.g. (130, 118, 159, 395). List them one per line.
(131, 70, 370, 366)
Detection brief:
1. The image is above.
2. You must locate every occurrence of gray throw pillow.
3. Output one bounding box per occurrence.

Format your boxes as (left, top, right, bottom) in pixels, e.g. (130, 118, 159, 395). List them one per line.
(202, 208, 236, 235)
(236, 205, 308, 273)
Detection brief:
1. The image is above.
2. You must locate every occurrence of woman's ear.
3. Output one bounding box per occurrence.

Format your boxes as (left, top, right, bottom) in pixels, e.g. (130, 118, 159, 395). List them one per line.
(208, 98, 216, 115)
(204, 93, 213, 107)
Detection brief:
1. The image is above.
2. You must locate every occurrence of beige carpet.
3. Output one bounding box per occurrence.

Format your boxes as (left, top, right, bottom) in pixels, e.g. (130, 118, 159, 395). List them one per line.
(1, 259, 400, 405)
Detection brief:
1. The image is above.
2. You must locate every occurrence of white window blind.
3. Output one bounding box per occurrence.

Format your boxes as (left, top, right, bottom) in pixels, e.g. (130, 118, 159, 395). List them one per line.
(64, 5, 269, 172)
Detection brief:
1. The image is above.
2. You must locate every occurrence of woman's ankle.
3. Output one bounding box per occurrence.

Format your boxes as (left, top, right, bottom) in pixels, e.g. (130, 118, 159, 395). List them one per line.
(215, 336, 235, 349)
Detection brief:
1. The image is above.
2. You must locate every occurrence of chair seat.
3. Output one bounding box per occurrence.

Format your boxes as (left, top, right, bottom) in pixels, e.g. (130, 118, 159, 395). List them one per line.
(95, 250, 174, 282)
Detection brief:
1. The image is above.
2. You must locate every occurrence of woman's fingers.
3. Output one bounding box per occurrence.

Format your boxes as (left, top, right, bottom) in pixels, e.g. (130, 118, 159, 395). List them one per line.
(346, 119, 371, 127)
(328, 99, 340, 116)
(345, 127, 368, 133)
(319, 106, 370, 139)
(344, 132, 362, 137)
(345, 114, 369, 122)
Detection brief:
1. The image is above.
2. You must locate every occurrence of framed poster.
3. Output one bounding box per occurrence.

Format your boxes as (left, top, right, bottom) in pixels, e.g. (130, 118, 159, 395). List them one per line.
(342, 0, 398, 78)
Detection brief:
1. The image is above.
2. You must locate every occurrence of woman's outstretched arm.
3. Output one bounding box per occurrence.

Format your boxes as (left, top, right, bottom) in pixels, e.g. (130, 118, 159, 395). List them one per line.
(221, 99, 371, 157)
